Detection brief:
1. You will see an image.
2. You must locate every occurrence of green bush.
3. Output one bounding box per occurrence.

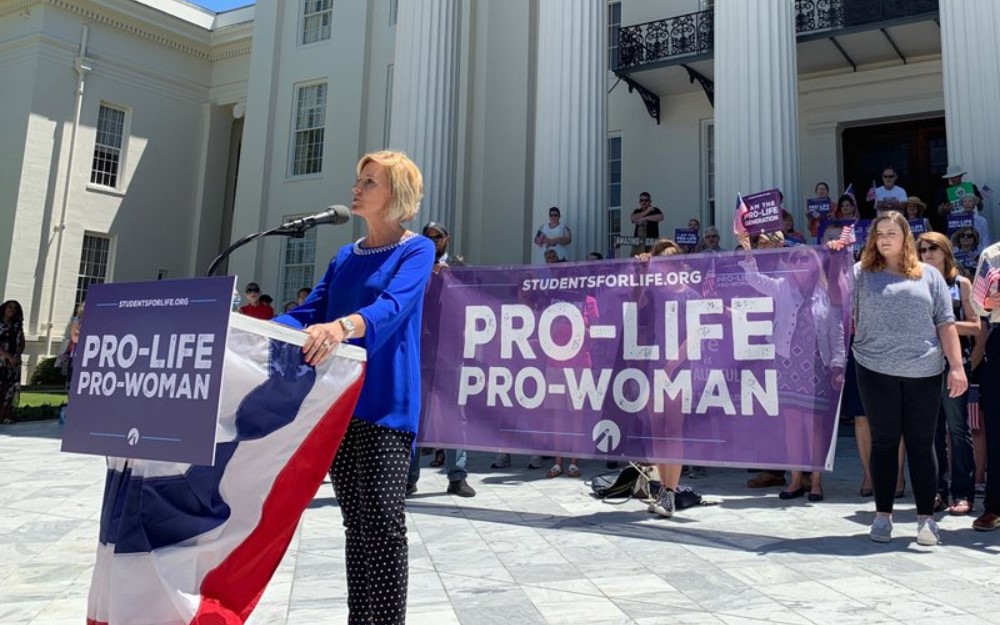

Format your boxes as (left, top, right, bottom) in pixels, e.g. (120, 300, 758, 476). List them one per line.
(30, 357, 67, 387)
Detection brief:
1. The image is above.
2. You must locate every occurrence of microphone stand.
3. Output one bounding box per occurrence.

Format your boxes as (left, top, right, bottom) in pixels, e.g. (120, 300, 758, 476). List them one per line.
(206, 222, 310, 277)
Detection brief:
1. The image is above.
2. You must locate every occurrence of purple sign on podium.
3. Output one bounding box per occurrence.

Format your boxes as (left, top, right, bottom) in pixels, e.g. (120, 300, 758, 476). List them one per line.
(61, 276, 235, 465)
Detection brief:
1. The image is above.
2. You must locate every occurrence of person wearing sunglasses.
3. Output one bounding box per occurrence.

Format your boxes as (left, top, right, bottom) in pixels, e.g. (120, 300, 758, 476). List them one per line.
(695, 226, 722, 253)
(835, 212, 966, 545)
(738, 246, 845, 502)
(874, 166, 908, 207)
(534, 206, 572, 262)
(950, 227, 981, 276)
(917, 232, 981, 516)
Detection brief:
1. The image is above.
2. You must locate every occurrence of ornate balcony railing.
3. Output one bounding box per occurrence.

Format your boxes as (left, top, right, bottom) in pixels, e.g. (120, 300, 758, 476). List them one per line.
(616, 0, 939, 72)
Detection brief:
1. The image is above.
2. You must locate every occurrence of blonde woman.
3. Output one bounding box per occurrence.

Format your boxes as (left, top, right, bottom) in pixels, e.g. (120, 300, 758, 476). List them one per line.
(917, 232, 981, 515)
(275, 150, 435, 624)
(837, 212, 967, 545)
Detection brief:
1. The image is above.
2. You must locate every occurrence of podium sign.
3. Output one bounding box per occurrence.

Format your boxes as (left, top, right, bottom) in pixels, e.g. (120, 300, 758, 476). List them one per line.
(61, 276, 236, 465)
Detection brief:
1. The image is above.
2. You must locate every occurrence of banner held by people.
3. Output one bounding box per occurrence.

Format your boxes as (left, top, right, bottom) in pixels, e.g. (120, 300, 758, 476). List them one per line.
(419, 248, 854, 472)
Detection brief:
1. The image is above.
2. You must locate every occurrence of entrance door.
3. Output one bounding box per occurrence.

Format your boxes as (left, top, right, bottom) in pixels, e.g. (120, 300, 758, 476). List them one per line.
(841, 117, 947, 217)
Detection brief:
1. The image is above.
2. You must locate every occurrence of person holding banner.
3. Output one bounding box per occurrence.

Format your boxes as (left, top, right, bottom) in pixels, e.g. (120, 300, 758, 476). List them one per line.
(916, 232, 981, 515)
(846, 212, 967, 545)
(969, 240, 1000, 531)
(275, 150, 435, 624)
(739, 248, 845, 501)
(951, 226, 981, 275)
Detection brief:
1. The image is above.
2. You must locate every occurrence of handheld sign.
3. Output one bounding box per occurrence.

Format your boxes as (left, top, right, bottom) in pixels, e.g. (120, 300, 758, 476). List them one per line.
(674, 228, 700, 247)
(740, 189, 783, 235)
(807, 198, 831, 219)
(908, 219, 928, 235)
(947, 213, 974, 236)
(61, 276, 236, 465)
(946, 182, 975, 211)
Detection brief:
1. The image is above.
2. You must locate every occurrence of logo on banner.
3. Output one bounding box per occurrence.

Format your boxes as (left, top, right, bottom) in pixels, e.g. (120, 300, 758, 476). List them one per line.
(592, 420, 621, 453)
(127, 428, 140, 446)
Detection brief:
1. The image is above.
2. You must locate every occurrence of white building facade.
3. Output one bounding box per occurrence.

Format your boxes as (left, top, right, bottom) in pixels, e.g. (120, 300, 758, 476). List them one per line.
(3, 0, 1000, 382)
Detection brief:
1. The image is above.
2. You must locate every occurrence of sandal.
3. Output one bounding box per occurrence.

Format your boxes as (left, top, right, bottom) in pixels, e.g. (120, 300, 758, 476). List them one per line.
(948, 499, 972, 516)
(429, 450, 445, 467)
(566, 464, 581, 478)
(545, 464, 563, 478)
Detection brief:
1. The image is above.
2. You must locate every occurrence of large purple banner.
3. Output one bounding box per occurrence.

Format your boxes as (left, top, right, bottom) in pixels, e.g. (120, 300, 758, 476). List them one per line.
(419, 248, 854, 471)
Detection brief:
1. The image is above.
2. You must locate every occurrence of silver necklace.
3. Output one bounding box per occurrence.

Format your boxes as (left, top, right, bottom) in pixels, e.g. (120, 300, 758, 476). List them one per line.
(352, 232, 415, 256)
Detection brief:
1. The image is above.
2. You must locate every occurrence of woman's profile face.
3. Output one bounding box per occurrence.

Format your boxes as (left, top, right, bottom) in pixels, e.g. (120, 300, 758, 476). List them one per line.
(351, 162, 392, 219)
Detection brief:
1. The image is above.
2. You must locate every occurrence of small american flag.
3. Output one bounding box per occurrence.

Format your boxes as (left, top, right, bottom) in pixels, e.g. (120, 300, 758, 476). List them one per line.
(732, 193, 750, 236)
(844, 183, 856, 203)
(533, 228, 545, 247)
(968, 384, 981, 431)
(839, 223, 856, 245)
(865, 180, 877, 203)
(971, 261, 1000, 308)
(701, 264, 718, 297)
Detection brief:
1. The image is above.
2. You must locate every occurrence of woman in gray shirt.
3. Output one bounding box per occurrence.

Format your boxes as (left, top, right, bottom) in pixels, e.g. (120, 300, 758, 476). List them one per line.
(845, 212, 967, 546)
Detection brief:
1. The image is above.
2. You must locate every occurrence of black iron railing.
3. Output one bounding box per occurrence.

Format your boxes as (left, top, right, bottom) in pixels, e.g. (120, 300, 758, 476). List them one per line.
(616, 0, 939, 71)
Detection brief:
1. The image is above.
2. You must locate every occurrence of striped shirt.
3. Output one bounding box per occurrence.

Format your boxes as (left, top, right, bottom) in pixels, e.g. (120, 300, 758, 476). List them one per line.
(971, 242, 1000, 323)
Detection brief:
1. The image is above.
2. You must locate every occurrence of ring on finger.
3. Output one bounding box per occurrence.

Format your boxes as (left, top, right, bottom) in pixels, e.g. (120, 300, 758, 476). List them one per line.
(322, 340, 332, 349)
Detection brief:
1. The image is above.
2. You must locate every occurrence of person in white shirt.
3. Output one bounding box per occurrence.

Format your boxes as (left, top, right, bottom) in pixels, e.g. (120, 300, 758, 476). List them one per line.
(874, 166, 908, 210)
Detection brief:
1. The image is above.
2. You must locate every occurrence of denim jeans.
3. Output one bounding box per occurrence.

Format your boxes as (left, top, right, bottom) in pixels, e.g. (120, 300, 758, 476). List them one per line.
(407, 448, 468, 485)
(935, 364, 976, 503)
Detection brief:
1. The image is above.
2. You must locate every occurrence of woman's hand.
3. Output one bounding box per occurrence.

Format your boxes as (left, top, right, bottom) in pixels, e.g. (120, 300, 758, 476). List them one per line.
(635, 252, 652, 262)
(826, 240, 846, 252)
(984, 292, 1000, 311)
(946, 366, 968, 398)
(302, 321, 347, 366)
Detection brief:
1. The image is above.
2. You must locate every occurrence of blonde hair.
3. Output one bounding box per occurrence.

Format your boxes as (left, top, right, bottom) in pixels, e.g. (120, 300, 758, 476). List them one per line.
(755, 230, 785, 248)
(917, 231, 959, 282)
(651, 238, 683, 256)
(356, 150, 423, 223)
(860, 211, 921, 279)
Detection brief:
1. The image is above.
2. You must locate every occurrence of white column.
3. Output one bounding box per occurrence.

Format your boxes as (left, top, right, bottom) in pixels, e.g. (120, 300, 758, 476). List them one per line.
(941, 0, 1000, 224)
(714, 0, 801, 248)
(532, 0, 607, 263)
(389, 1, 460, 232)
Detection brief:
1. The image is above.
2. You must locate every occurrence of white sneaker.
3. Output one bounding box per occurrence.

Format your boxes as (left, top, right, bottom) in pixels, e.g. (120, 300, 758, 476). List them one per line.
(648, 489, 675, 518)
(869, 515, 892, 543)
(917, 518, 940, 546)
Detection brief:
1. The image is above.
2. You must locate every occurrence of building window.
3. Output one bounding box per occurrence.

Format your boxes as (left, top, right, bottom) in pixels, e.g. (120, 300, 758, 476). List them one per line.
(291, 83, 327, 176)
(389, 0, 398, 26)
(302, 0, 332, 45)
(76, 233, 112, 306)
(608, 2, 621, 71)
(91, 104, 126, 188)
(702, 121, 716, 226)
(607, 135, 622, 252)
(280, 219, 317, 305)
(383, 64, 394, 147)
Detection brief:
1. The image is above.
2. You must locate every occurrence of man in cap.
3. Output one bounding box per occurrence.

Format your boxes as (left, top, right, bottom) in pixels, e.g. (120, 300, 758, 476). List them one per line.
(239, 282, 274, 320)
(405, 222, 476, 497)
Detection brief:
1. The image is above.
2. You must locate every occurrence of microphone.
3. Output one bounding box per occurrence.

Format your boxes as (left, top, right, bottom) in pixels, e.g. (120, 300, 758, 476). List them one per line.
(279, 205, 351, 230)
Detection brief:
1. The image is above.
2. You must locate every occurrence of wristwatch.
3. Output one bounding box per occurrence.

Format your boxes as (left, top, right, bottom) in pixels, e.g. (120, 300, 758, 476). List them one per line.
(338, 316, 357, 340)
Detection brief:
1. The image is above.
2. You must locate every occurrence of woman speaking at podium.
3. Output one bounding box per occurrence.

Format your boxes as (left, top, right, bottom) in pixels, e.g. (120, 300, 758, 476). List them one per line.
(275, 150, 435, 624)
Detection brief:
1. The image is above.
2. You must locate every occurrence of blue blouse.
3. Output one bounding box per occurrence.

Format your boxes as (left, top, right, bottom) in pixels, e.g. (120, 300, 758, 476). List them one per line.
(274, 235, 435, 433)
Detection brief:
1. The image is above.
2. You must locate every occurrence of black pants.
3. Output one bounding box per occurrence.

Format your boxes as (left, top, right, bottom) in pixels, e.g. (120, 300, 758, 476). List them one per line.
(855, 363, 943, 516)
(333, 418, 415, 625)
(980, 329, 1000, 514)
(934, 365, 976, 503)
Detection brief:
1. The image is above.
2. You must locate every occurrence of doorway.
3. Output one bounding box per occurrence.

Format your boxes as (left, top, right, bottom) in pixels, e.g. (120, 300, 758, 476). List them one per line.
(841, 117, 947, 217)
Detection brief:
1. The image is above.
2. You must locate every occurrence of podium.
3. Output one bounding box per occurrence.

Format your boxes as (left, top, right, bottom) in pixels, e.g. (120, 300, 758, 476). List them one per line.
(611, 234, 657, 258)
(68, 282, 367, 625)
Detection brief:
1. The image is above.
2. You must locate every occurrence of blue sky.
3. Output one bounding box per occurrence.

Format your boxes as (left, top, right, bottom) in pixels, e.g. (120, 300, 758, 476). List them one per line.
(189, 0, 254, 12)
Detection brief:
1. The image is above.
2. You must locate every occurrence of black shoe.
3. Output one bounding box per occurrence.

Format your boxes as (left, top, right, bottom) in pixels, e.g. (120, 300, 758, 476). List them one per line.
(405, 482, 418, 496)
(606, 461, 620, 469)
(807, 491, 824, 502)
(446, 479, 476, 497)
(779, 487, 806, 500)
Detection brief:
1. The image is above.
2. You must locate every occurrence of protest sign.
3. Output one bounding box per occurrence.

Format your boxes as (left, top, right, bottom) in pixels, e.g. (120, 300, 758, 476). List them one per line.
(807, 198, 832, 219)
(739, 189, 783, 235)
(908, 219, 928, 235)
(61, 277, 235, 465)
(674, 228, 700, 247)
(419, 249, 854, 471)
(948, 213, 975, 236)
(947, 182, 975, 210)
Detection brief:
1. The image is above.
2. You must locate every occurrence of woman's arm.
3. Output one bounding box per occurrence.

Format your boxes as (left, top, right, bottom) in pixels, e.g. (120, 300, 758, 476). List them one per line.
(938, 322, 969, 398)
(557, 227, 572, 246)
(971, 320, 988, 370)
(957, 278, 983, 337)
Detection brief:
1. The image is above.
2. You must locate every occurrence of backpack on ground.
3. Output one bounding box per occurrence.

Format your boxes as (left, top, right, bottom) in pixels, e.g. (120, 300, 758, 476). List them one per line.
(586, 462, 657, 503)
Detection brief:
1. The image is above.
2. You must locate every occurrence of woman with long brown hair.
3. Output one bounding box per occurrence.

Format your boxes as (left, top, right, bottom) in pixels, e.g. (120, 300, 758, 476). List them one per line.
(846, 212, 967, 545)
(917, 232, 981, 515)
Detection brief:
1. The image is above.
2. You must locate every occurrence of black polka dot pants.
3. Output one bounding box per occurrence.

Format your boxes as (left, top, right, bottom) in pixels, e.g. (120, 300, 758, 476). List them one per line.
(332, 418, 415, 625)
